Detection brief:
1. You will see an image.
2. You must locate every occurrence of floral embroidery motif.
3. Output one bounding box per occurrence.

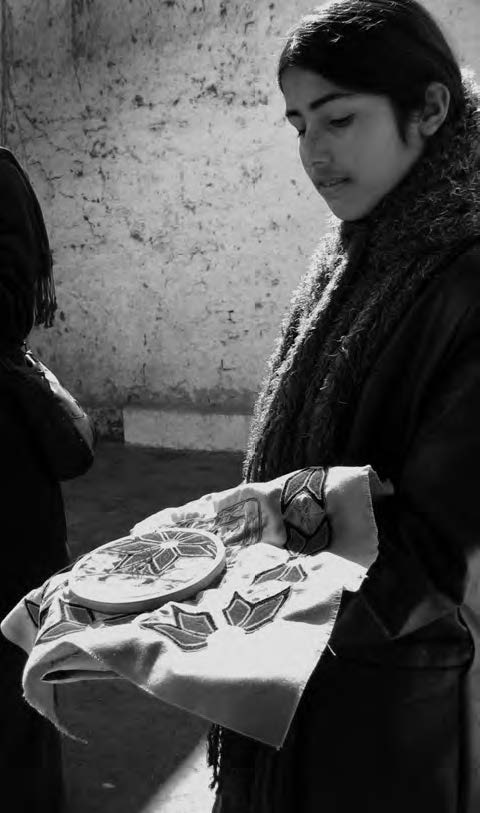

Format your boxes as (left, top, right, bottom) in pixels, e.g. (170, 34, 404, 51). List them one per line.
(281, 468, 331, 555)
(33, 582, 138, 643)
(36, 597, 96, 643)
(141, 587, 291, 651)
(142, 605, 217, 651)
(104, 532, 217, 578)
(222, 589, 291, 632)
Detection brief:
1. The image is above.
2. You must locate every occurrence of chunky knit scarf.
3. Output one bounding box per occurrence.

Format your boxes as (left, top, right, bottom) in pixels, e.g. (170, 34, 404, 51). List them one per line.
(245, 73, 480, 482)
(208, 73, 480, 812)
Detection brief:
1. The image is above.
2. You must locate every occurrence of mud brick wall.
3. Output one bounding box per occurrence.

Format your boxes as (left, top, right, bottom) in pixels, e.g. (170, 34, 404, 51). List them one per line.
(1, 0, 479, 430)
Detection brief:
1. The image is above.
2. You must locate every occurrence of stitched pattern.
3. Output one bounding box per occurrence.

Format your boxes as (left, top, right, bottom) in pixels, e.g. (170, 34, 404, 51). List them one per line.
(281, 467, 331, 555)
(141, 587, 291, 651)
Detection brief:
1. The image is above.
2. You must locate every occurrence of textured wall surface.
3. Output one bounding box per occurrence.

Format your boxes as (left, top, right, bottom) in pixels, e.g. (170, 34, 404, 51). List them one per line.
(2, 0, 479, 419)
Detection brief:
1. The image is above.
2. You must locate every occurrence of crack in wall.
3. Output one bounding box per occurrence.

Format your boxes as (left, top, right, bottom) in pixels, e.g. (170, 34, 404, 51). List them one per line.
(0, 0, 7, 143)
(71, 0, 95, 62)
(71, 0, 95, 90)
(0, 0, 28, 162)
(0, 0, 12, 145)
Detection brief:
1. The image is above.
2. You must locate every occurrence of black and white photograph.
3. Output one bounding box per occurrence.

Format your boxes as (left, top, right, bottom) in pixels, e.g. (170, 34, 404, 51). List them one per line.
(1, 1, 480, 811)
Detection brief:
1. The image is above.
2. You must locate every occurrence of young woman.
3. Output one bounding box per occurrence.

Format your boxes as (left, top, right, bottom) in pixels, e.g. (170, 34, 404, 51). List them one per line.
(209, 1, 480, 811)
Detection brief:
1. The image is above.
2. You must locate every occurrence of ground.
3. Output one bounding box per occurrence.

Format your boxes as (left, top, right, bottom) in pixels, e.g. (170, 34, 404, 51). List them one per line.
(60, 441, 243, 813)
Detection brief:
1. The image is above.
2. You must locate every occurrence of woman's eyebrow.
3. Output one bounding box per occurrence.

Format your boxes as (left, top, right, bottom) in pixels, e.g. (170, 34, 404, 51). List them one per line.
(285, 91, 354, 118)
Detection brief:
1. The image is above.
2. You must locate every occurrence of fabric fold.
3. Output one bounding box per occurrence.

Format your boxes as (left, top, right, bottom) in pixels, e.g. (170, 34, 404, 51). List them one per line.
(1, 465, 389, 747)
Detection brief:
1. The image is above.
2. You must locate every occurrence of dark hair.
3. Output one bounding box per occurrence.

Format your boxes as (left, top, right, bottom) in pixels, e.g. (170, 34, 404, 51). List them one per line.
(278, 0, 465, 139)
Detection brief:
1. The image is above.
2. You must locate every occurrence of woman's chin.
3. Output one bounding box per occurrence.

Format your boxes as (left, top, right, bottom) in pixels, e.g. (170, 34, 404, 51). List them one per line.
(323, 197, 376, 222)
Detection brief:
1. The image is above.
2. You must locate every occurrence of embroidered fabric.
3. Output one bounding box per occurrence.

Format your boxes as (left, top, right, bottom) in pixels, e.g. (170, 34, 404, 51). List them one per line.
(1, 465, 386, 747)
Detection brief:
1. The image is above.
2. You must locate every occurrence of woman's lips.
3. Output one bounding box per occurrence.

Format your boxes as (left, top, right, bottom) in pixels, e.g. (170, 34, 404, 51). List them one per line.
(316, 177, 349, 189)
(314, 177, 351, 197)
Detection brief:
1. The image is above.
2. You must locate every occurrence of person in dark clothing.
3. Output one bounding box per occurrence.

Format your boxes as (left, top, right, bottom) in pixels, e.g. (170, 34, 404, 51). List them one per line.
(209, 2, 480, 811)
(0, 148, 94, 811)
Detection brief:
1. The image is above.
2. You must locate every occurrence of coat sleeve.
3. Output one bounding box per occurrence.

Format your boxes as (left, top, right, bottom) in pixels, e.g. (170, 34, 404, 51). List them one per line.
(0, 401, 68, 617)
(0, 158, 39, 343)
(354, 302, 480, 640)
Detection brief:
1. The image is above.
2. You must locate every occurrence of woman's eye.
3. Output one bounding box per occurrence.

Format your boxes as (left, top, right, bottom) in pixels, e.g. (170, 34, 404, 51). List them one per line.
(329, 114, 354, 129)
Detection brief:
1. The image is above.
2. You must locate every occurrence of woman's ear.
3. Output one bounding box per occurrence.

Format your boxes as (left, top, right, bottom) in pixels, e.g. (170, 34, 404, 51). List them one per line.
(418, 82, 451, 137)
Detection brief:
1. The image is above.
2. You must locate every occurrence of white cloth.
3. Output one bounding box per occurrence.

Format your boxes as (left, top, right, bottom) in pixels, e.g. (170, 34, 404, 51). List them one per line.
(1, 466, 391, 747)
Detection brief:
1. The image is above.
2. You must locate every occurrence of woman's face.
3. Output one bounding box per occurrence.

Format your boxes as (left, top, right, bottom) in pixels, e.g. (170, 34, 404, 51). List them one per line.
(281, 67, 425, 221)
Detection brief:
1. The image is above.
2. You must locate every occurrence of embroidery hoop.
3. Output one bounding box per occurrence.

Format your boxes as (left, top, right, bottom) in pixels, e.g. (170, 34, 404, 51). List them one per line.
(68, 527, 226, 613)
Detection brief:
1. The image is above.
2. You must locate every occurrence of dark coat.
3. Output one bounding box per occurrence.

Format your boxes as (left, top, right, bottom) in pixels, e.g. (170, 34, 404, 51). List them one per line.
(0, 393, 68, 813)
(289, 241, 480, 813)
(0, 151, 73, 615)
(0, 148, 94, 608)
(0, 151, 91, 812)
(0, 392, 69, 619)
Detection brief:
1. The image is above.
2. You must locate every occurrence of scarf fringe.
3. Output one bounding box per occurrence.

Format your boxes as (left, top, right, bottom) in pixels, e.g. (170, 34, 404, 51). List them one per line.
(207, 724, 222, 790)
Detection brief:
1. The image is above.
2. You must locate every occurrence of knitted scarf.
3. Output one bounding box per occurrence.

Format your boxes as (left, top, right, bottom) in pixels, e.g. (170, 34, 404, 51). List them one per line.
(208, 73, 480, 812)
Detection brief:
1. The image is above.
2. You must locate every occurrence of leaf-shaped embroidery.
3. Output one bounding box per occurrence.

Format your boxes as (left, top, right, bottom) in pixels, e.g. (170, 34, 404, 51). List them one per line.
(148, 547, 179, 575)
(39, 591, 63, 627)
(37, 620, 86, 643)
(105, 537, 151, 555)
(285, 518, 331, 555)
(145, 624, 209, 651)
(284, 562, 308, 583)
(172, 606, 216, 636)
(285, 525, 308, 555)
(282, 468, 325, 510)
(241, 589, 291, 632)
(254, 564, 287, 585)
(222, 593, 252, 627)
(283, 487, 326, 537)
(223, 588, 291, 633)
(141, 606, 218, 652)
(254, 561, 308, 585)
(303, 519, 331, 555)
(282, 468, 331, 555)
(37, 598, 94, 644)
(25, 598, 41, 628)
(176, 539, 217, 558)
(306, 468, 327, 505)
(63, 600, 96, 626)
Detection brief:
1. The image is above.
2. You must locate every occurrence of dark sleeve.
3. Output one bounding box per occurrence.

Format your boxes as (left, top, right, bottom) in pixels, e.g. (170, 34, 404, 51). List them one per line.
(0, 158, 39, 342)
(359, 303, 480, 639)
(0, 401, 67, 617)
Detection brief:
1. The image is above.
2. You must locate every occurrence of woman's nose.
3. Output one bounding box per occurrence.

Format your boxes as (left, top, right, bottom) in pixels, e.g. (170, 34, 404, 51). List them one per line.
(302, 129, 330, 165)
